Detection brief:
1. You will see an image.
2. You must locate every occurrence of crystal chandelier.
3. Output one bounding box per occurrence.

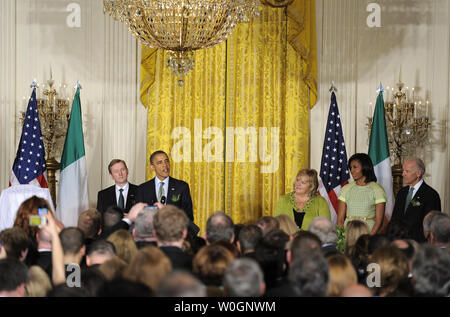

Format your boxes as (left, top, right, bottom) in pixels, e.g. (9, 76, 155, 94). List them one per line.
(104, 0, 260, 85)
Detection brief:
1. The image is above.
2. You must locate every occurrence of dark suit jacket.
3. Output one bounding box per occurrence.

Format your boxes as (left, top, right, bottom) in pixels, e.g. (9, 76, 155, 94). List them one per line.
(159, 246, 193, 272)
(391, 181, 441, 243)
(136, 177, 194, 221)
(97, 183, 138, 213)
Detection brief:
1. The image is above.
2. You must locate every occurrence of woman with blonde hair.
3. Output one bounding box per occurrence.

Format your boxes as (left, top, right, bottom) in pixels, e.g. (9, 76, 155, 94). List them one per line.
(344, 220, 370, 256)
(106, 229, 137, 264)
(123, 245, 172, 293)
(274, 169, 330, 231)
(276, 214, 299, 236)
(326, 254, 358, 297)
(26, 265, 53, 297)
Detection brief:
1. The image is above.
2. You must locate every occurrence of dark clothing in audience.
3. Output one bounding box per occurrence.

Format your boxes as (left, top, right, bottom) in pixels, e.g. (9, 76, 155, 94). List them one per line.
(322, 243, 340, 257)
(36, 250, 52, 273)
(160, 246, 193, 272)
(135, 241, 157, 249)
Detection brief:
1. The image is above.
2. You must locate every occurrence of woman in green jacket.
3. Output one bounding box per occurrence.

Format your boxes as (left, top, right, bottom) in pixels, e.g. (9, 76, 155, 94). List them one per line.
(274, 169, 330, 231)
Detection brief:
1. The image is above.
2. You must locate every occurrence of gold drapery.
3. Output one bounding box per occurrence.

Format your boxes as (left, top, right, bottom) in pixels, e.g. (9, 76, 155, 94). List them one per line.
(140, 1, 316, 232)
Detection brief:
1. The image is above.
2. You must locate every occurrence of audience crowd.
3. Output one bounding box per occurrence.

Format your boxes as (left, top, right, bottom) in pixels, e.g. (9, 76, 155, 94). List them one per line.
(0, 195, 449, 298)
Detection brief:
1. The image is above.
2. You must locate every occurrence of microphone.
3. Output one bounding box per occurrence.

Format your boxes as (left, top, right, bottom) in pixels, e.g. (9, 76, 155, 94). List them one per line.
(161, 196, 166, 205)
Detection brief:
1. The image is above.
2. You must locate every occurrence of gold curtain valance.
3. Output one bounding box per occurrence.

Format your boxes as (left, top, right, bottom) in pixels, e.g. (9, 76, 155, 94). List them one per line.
(140, 0, 317, 109)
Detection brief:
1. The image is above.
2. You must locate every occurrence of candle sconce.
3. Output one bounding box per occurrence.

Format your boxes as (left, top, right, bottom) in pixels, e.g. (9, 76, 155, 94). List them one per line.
(20, 74, 71, 205)
(367, 78, 431, 195)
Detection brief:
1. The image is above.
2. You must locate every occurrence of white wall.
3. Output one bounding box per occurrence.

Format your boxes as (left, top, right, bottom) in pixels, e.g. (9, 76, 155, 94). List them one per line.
(313, 0, 450, 213)
(0, 0, 147, 208)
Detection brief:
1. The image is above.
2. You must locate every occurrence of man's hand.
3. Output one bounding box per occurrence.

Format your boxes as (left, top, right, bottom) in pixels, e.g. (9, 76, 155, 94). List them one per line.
(153, 202, 165, 209)
(125, 202, 148, 223)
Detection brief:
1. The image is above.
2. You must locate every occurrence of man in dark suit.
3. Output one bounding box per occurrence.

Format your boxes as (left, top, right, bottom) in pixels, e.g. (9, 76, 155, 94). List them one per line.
(136, 151, 194, 222)
(97, 159, 138, 214)
(391, 158, 441, 243)
(153, 205, 193, 272)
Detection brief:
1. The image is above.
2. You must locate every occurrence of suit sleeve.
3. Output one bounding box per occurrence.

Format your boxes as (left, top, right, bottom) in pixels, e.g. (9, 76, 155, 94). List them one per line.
(181, 183, 194, 221)
(97, 191, 104, 213)
(136, 185, 145, 203)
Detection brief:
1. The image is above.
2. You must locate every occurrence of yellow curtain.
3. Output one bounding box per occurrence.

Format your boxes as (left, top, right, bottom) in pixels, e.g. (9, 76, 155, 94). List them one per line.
(140, 1, 316, 232)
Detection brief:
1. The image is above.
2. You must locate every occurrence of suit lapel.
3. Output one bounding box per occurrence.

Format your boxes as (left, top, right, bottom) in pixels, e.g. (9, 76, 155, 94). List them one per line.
(107, 185, 117, 207)
(167, 177, 179, 204)
(405, 181, 427, 215)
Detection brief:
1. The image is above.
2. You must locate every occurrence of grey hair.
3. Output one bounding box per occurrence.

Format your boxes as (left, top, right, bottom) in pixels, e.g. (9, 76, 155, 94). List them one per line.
(405, 157, 425, 178)
(412, 245, 450, 296)
(423, 211, 442, 233)
(224, 258, 264, 297)
(156, 271, 206, 297)
(429, 213, 450, 243)
(308, 216, 337, 244)
(206, 211, 234, 243)
(134, 209, 157, 240)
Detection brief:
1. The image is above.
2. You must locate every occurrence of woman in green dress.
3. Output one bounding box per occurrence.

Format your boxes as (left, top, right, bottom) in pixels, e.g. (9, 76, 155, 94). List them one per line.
(274, 169, 330, 230)
(337, 153, 386, 234)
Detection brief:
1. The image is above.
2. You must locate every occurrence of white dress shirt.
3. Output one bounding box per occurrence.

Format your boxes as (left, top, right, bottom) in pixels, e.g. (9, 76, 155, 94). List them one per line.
(155, 176, 169, 203)
(410, 179, 423, 199)
(115, 182, 129, 206)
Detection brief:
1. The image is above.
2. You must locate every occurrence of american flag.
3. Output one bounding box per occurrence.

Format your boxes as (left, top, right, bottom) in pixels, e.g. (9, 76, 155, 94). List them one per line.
(10, 88, 48, 188)
(318, 91, 349, 225)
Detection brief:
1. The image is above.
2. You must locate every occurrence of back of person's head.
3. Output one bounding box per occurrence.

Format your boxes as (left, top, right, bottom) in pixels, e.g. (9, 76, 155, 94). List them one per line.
(26, 265, 52, 297)
(289, 231, 322, 262)
(0, 258, 29, 297)
(391, 239, 417, 264)
(288, 251, 329, 297)
(98, 277, 152, 297)
(429, 213, 450, 245)
(256, 216, 280, 236)
(153, 205, 188, 244)
(123, 245, 172, 293)
(423, 211, 442, 241)
(77, 208, 102, 239)
(13, 195, 52, 240)
(238, 224, 263, 253)
(0, 227, 29, 261)
(206, 211, 234, 243)
(412, 244, 450, 296)
(98, 257, 128, 281)
(102, 206, 124, 231)
(37, 227, 52, 247)
(348, 234, 370, 279)
(193, 244, 234, 287)
(134, 209, 157, 241)
(86, 239, 116, 266)
(254, 229, 289, 288)
(276, 214, 300, 236)
(385, 219, 410, 241)
(326, 254, 357, 297)
(368, 234, 391, 255)
(59, 227, 85, 256)
(107, 229, 137, 264)
(157, 271, 206, 297)
(212, 240, 240, 258)
(81, 267, 107, 297)
(370, 246, 410, 296)
(308, 216, 337, 244)
(345, 220, 370, 255)
(224, 258, 265, 297)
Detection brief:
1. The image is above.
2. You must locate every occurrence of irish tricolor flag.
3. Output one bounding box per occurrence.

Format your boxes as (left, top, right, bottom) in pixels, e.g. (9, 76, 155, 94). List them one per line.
(368, 90, 394, 219)
(56, 86, 89, 226)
